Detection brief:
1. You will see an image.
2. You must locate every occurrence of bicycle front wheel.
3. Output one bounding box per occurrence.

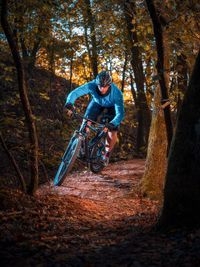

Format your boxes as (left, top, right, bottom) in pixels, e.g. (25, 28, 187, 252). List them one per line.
(54, 133, 82, 186)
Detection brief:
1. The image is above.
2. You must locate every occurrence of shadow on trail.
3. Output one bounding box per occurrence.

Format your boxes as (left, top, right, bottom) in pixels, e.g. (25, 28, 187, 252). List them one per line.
(1, 207, 199, 267)
(0, 207, 159, 267)
(1, 159, 199, 266)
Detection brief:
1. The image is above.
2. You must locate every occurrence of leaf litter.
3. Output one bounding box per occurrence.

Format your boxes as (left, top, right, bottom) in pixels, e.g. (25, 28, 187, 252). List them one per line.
(0, 159, 200, 266)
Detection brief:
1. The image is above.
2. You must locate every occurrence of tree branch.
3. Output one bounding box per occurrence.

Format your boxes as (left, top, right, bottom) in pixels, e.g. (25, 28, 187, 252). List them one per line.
(0, 132, 26, 192)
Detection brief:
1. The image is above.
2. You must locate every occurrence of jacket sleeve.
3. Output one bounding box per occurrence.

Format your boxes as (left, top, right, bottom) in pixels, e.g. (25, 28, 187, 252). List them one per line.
(65, 82, 91, 105)
(110, 90, 125, 126)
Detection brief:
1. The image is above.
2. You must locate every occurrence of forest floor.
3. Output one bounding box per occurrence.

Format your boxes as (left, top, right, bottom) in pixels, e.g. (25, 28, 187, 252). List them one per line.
(0, 159, 200, 267)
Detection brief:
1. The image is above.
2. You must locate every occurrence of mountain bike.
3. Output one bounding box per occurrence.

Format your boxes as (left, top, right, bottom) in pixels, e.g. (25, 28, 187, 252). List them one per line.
(54, 110, 109, 186)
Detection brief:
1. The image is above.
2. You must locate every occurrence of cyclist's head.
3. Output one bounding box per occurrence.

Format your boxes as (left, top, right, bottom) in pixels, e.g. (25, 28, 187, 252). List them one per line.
(96, 71, 112, 88)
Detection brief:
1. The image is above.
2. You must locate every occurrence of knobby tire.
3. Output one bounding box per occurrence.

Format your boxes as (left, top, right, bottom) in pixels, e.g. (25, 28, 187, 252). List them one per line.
(54, 134, 82, 186)
(90, 138, 106, 173)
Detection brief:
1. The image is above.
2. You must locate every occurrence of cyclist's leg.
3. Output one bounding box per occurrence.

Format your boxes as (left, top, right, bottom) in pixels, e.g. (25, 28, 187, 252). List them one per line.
(104, 106, 119, 155)
(106, 130, 118, 152)
(85, 100, 104, 122)
(103, 130, 118, 167)
(85, 101, 106, 168)
(84, 101, 104, 133)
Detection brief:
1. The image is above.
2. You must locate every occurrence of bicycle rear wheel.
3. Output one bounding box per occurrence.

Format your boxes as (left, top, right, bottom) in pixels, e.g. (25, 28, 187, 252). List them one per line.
(90, 139, 106, 173)
(54, 133, 82, 186)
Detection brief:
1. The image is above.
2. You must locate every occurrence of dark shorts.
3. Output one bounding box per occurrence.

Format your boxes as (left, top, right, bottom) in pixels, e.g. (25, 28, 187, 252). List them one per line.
(85, 101, 119, 131)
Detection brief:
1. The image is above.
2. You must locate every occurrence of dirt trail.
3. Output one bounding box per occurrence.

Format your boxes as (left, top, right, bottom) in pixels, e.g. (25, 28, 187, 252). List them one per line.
(1, 159, 200, 267)
(43, 159, 145, 200)
(38, 159, 158, 222)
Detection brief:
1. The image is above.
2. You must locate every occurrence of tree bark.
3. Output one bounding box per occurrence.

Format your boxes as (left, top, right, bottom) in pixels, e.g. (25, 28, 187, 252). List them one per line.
(83, 23, 92, 71)
(1, 0, 39, 195)
(83, 0, 98, 77)
(124, 0, 151, 153)
(121, 53, 128, 93)
(158, 50, 200, 229)
(145, 0, 173, 154)
(141, 88, 167, 201)
(130, 73, 138, 107)
(69, 57, 73, 92)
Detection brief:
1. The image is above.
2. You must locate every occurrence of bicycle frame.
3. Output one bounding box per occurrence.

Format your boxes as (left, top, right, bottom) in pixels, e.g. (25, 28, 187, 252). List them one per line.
(72, 111, 107, 167)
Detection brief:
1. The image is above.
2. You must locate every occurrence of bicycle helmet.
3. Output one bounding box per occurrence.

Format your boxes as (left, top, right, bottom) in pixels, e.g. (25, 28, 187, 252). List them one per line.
(96, 71, 112, 87)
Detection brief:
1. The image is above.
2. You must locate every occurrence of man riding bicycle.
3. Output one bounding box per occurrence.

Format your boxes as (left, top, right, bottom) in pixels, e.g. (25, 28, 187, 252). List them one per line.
(65, 70, 125, 165)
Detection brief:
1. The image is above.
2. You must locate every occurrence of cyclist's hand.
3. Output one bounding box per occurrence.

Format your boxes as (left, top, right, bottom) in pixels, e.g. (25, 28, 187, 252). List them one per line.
(65, 103, 75, 116)
(65, 102, 74, 110)
(105, 122, 115, 131)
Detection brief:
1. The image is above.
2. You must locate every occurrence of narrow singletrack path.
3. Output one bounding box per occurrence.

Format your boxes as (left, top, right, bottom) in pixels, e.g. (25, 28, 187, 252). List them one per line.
(0, 159, 199, 267)
(44, 159, 146, 200)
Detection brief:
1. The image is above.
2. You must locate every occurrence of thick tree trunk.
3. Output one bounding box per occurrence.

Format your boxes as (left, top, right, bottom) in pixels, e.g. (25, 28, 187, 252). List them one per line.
(83, 0, 98, 77)
(158, 50, 200, 229)
(146, 0, 173, 153)
(124, 0, 151, 153)
(1, 0, 39, 195)
(141, 88, 167, 201)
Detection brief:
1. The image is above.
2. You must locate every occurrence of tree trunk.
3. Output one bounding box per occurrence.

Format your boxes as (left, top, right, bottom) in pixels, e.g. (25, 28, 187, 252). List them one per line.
(124, 0, 151, 153)
(83, 22, 92, 68)
(141, 88, 167, 201)
(130, 73, 137, 107)
(1, 0, 39, 195)
(121, 53, 128, 93)
(146, 0, 173, 154)
(69, 57, 73, 92)
(83, 0, 98, 77)
(158, 50, 200, 229)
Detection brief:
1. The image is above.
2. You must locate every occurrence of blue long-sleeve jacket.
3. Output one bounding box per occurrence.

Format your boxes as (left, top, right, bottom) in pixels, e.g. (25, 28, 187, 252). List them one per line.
(66, 80, 124, 126)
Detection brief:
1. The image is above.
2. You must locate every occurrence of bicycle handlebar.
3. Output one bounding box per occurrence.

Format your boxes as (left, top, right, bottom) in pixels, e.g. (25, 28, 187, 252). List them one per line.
(72, 109, 106, 129)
